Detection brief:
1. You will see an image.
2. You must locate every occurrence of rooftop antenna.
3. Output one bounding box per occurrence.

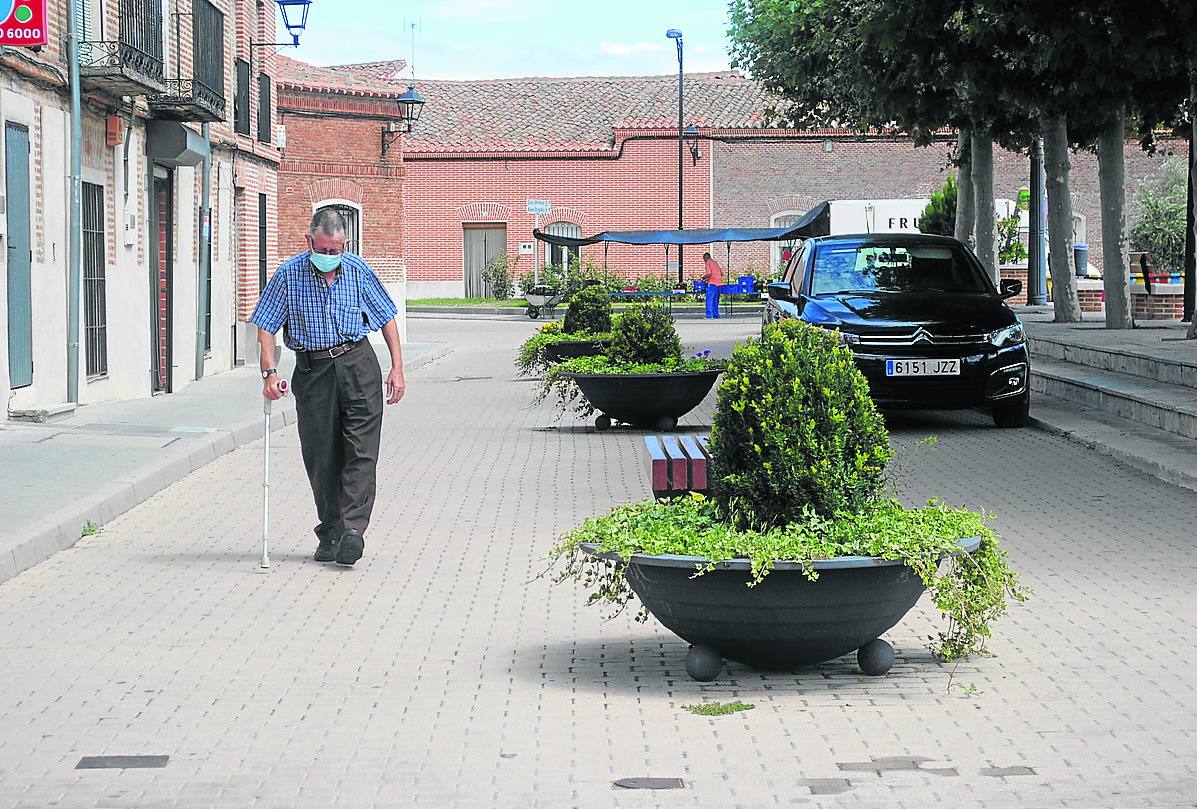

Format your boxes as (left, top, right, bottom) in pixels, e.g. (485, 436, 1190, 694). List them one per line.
(403, 18, 422, 81)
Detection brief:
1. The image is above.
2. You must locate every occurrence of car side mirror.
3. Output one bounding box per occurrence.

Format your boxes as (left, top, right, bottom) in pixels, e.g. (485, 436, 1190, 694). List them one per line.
(767, 281, 794, 301)
(999, 278, 1023, 299)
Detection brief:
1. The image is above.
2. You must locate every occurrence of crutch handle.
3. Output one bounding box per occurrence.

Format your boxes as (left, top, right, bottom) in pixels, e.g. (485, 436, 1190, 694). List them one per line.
(263, 378, 288, 415)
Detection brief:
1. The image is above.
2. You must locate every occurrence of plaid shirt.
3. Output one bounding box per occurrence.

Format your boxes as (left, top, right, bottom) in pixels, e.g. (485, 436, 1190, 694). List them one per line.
(249, 252, 399, 351)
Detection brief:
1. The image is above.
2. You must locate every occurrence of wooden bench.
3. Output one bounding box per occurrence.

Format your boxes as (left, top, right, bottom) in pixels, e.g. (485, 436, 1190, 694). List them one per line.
(644, 434, 710, 498)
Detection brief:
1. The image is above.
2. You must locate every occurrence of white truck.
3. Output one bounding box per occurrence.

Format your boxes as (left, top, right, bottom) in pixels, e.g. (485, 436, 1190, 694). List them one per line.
(827, 199, 932, 234)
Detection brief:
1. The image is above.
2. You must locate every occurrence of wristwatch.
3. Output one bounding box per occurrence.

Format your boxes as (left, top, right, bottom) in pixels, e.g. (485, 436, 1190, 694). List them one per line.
(261, 368, 277, 380)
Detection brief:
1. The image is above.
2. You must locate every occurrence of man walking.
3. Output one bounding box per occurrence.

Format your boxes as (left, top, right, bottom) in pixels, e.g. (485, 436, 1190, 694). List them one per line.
(251, 209, 405, 567)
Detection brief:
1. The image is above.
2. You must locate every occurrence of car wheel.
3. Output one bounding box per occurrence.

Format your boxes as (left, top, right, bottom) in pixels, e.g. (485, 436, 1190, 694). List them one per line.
(992, 393, 1030, 428)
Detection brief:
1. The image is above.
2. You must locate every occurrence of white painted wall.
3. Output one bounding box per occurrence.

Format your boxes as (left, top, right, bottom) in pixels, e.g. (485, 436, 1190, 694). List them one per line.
(3, 90, 67, 414)
(1, 80, 244, 417)
(78, 129, 151, 405)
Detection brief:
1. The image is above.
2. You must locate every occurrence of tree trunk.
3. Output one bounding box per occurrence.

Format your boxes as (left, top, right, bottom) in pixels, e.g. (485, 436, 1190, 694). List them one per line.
(1185, 120, 1194, 325)
(971, 129, 998, 284)
(1097, 108, 1133, 329)
(954, 128, 975, 248)
(1042, 115, 1083, 322)
(1188, 67, 1197, 338)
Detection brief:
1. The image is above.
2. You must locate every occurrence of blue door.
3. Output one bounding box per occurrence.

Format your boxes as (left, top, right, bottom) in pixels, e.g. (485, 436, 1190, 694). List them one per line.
(5, 123, 33, 389)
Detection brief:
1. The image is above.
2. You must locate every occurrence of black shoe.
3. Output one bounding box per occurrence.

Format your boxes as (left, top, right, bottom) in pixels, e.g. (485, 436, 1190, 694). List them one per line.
(336, 529, 364, 566)
(314, 538, 339, 563)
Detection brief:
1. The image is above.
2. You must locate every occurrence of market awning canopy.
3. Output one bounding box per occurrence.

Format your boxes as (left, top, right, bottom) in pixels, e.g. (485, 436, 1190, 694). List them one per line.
(533, 201, 830, 248)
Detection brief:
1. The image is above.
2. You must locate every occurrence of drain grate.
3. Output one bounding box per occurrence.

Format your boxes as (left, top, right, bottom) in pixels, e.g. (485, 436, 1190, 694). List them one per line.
(613, 777, 685, 790)
(76, 755, 169, 770)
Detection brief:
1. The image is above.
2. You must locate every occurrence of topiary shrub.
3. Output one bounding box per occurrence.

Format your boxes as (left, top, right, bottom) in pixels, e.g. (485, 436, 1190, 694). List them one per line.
(709, 320, 892, 528)
(919, 174, 957, 236)
(563, 285, 613, 334)
(606, 302, 682, 365)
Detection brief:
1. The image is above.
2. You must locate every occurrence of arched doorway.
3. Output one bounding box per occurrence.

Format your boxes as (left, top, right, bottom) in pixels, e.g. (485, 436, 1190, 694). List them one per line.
(315, 202, 361, 254)
(770, 211, 805, 276)
(544, 221, 581, 269)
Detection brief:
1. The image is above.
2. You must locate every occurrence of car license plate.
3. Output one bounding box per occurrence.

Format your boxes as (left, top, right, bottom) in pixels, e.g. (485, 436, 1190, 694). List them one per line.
(885, 358, 961, 377)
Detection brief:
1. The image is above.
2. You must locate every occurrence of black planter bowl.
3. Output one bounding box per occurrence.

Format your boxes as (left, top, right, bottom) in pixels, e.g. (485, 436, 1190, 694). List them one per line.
(543, 339, 611, 363)
(559, 369, 723, 430)
(581, 537, 981, 680)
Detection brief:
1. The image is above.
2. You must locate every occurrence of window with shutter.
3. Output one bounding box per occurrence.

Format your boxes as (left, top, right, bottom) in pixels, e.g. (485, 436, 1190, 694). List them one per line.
(257, 74, 272, 143)
(235, 59, 250, 135)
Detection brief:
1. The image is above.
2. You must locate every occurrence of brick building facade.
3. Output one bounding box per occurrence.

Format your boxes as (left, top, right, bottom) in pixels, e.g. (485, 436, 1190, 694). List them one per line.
(0, 0, 282, 416)
(713, 133, 1186, 277)
(262, 63, 1183, 303)
(273, 57, 408, 340)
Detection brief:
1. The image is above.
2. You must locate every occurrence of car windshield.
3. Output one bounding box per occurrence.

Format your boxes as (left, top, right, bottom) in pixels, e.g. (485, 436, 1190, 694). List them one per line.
(810, 242, 990, 295)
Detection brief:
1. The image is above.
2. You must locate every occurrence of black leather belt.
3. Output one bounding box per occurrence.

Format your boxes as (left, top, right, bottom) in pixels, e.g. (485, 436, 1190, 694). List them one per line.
(302, 338, 363, 361)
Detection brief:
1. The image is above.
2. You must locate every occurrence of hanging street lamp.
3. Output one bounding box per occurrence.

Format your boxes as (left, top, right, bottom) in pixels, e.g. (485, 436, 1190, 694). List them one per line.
(275, 0, 312, 46)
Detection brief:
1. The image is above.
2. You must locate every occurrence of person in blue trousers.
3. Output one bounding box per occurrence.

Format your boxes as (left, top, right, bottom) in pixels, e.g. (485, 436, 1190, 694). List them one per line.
(702, 252, 725, 319)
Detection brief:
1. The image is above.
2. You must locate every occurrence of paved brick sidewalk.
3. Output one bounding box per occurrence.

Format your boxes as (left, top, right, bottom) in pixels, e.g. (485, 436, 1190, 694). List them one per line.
(0, 318, 1194, 808)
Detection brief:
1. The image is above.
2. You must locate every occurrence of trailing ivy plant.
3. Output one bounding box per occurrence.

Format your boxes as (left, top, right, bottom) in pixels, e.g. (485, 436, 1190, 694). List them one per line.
(515, 319, 615, 377)
(547, 494, 1026, 661)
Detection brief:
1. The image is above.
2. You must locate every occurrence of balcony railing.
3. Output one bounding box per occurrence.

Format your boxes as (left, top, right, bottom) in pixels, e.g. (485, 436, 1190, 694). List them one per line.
(150, 78, 226, 122)
(149, 1, 225, 122)
(80, 0, 165, 96)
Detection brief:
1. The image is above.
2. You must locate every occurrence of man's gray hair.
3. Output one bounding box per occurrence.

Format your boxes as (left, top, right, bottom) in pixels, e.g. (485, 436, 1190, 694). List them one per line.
(309, 208, 347, 237)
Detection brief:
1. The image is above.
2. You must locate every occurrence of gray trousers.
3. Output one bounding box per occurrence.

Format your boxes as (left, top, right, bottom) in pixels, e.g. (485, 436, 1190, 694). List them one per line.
(291, 341, 384, 543)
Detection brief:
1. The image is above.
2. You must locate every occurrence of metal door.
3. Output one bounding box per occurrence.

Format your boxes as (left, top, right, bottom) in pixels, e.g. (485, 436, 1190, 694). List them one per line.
(463, 225, 506, 297)
(5, 123, 33, 389)
(153, 173, 173, 393)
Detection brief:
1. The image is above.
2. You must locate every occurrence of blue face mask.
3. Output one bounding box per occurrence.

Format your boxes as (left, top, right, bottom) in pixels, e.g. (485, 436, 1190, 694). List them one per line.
(310, 251, 342, 273)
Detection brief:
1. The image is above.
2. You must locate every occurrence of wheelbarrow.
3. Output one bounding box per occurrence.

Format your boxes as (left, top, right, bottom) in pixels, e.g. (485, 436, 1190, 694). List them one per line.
(524, 285, 564, 319)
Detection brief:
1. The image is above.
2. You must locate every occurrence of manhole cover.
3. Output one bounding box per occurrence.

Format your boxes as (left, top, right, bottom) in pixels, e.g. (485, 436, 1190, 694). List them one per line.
(613, 777, 684, 790)
(77, 755, 169, 770)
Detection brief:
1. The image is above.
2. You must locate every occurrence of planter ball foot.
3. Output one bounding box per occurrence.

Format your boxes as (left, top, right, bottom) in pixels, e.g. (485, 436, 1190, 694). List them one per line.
(655, 415, 679, 431)
(857, 639, 895, 676)
(684, 644, 723, 682)
(595, 414, 613, 431)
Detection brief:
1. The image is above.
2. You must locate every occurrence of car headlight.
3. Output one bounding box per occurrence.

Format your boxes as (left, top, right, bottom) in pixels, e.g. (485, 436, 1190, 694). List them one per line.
(988, 323, 1026, 348)
(819, 326, 859, 347)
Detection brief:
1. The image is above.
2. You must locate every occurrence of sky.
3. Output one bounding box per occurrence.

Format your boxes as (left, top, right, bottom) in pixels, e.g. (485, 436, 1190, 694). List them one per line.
(277, 1, 735, 80)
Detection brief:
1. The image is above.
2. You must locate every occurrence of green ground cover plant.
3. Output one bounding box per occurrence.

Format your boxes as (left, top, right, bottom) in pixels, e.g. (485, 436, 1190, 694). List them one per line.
(548, 320, 1026, 662)
(683, 700, 756, 716)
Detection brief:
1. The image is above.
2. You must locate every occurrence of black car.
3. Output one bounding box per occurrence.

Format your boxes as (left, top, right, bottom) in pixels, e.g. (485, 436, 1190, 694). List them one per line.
(764, 233, 1029, 428)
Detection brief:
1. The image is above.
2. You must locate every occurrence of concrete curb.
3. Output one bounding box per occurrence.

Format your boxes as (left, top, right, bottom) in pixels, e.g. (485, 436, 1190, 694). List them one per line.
(0, 343, 453, 586)
(1028, 402, 1197, 495)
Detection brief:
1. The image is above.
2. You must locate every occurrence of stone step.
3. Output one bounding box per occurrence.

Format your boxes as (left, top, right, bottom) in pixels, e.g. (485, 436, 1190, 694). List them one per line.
(1028, 333, 1197, 390)
(1031, 359, 1197, 440)
(8, 402, 78, 423)
(1030, 392, 1197, 494)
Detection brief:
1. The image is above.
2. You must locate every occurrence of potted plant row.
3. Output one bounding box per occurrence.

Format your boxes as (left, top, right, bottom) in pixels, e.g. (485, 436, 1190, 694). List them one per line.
(516, 285, 615, 376)
(548, 320, 1027, 681)
(540, 301, 725, 431)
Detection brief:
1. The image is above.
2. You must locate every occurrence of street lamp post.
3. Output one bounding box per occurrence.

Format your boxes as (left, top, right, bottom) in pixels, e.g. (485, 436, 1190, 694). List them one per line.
(667, 28, 684, 284)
